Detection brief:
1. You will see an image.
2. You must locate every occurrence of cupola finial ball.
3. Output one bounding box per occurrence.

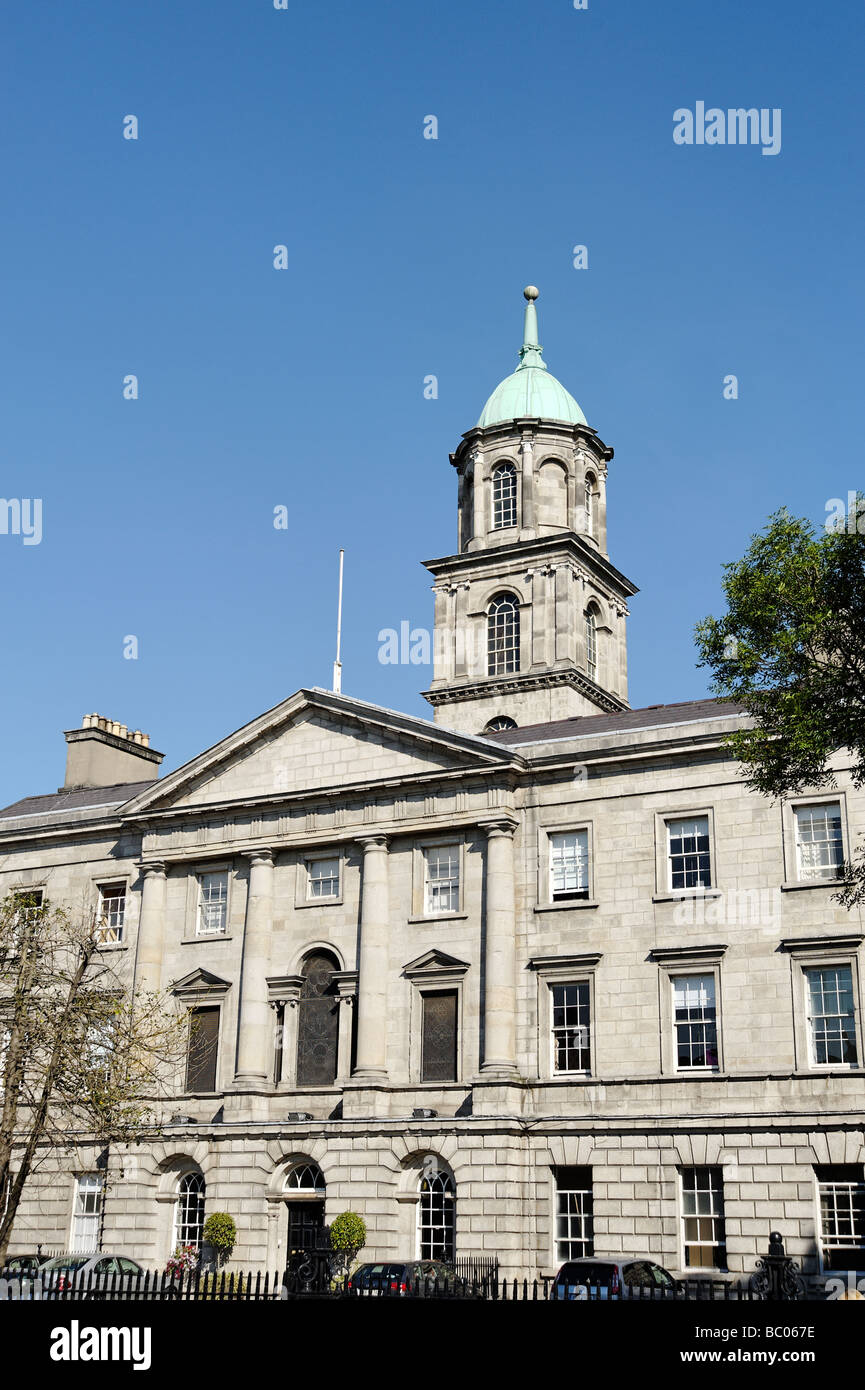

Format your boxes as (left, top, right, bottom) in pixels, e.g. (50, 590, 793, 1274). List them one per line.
(523, 285, 539, 301)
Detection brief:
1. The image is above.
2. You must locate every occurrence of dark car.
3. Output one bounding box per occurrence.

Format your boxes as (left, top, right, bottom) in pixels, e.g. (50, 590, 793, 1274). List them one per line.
(346, 1260, 456, 1297)
(551, 1258, 680, 1301)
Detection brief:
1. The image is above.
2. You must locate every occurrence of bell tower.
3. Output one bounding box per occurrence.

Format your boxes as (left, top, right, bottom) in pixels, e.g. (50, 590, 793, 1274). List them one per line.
(422, 287, 638, 736)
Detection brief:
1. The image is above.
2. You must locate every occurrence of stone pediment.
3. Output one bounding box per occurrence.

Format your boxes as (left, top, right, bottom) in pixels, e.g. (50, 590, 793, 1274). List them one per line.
(171, 968, 232, 998)
(403, 949, 471, 981)
(121, 689, 520, 818)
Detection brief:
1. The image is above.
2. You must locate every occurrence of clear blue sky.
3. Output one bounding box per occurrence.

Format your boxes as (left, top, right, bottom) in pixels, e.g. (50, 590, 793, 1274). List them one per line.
(1, 0, 862, 803)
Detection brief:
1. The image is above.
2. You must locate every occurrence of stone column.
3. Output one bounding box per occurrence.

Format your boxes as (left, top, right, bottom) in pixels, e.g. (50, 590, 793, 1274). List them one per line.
(235, 848, 275, 1086)
(134, 860, 167, 994)
(470, 449, 484, 549)
(352, 835, 389, 1081)
(520, 432, 535, 536)
(479, 819, 519, 1077)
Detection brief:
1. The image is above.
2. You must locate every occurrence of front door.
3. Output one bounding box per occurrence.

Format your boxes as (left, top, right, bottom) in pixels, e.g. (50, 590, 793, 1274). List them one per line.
(286, 1200, 325, 1252)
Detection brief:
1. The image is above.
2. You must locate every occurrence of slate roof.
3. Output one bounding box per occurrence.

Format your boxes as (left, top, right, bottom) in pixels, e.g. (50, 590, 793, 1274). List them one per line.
(0, 780, 157, 822)
(484, 697, 746, 747)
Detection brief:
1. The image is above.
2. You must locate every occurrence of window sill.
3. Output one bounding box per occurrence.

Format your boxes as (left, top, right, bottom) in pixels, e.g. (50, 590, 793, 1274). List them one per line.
(652, 890, 721, 904)
(295, 896, 344, 909)
(95, 941, 128, 952)
(534, 900, 598, 914)
(780, 879, 845, 893)
(183, 935, 234, 943)
(408, 912, 468, 924)
(674, 1068, 723, 1077)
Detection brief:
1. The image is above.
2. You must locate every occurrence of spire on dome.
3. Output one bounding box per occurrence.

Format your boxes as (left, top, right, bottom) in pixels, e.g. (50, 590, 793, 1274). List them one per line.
(517, 285, 546, 370)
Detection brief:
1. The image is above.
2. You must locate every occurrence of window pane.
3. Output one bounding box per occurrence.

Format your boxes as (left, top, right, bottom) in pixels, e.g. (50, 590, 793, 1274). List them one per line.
(418, 1171, 455, 1262)
(681, 1167, 726, 1269)
(555, 1166, 593, 1261)
(550, 830, 589, 899)
(96, 883, 126, 943)
(425, 845, 460, 914)
(551, 982, 591, 1073)
(806, 966, 858, 1065)
(307, 857, 340, 898)
(72, 1174, 103, 1253)
(487, 594, 520, 676)
(796, 804, 844, 881)
(198, 872, 228, 935)
(492, 463, 517, 530)
(667, 816, 712, 890)
(816, 1166, 865, 1270)
(674, 973, 718, 1069)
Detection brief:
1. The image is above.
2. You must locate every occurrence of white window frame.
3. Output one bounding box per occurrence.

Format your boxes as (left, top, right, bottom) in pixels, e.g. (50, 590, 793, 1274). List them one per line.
(549, 980, 592, 1076)
(491, 461, 518, 531)
(305, 854, 340, 902)
(70, 1173, 103, 1253)
(549, 829, 590, 903)
(536, 822, 596, 912)
(784, 939, 864, 1073)
(173, 1171, 206, 1252)
(782, 795, 848, 889)
(95, 881, 127, 945)
(805, 963, 859, 1070)
(417, 1168, 455, 1263)
(411, 839, 466, 921)
(196, 869, 230, 937)
(680, 1167, 727, 1271)
(653, 809, 719, 901)
(529, 954, 601, 1082)
(554, 1166, 594, 1263)
(651, 948, 726, 1076)
(816, 1166, 865, 1274)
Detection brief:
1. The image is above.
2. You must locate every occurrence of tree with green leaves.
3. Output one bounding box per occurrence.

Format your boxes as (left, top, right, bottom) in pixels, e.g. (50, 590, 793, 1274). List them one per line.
(0, 892, 186, 1265)
(695, 505, 865, 906)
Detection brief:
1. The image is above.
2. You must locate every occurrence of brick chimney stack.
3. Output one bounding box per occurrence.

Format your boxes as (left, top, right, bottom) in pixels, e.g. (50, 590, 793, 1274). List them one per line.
(63, 714, 164, 789)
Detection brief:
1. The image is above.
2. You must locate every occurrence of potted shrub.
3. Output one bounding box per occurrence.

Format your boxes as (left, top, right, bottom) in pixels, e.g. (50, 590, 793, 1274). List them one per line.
(329, 1211, 367, 1282)
(201, 1212, 237, 1270)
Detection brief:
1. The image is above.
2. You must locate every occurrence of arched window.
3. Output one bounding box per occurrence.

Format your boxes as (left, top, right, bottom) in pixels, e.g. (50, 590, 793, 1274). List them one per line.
(418, 1170, 455, 1262)
(173, 1172, 206, 1251)
(284, 1163, 326, 1196)
(487, 593, 520, 676)
(296, 951, 340, 1087)
(484, 716, 517, 733)
(585, 607, 598, 681)
(584, 474, 596, 537)
(492, 463, 517, 530)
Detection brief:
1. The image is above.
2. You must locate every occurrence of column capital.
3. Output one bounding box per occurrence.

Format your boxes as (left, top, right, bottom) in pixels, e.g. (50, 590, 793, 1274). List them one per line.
(355, 833, 389, 853)
(242, 846, 275, 867)
(137, 859, 167, 879)
(478, 817, 518, 840)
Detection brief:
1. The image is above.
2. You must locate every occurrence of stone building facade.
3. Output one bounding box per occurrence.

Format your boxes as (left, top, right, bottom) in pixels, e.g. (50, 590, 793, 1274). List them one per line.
(2, 290, 863, 1280)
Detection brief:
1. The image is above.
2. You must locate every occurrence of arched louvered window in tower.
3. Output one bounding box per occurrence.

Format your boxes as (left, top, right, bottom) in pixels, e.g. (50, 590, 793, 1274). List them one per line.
(492, 462, 517, 530)
(585, 607, 598, 681)
(487, 593, 520, 676)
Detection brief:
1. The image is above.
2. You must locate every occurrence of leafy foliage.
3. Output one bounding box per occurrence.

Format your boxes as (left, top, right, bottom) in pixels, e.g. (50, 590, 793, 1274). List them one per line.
(695, 506, 865, 905)
(329, 1210, 366, 1255)
(202, 1211, 237, 1262)
(0, 894, 187, 1265)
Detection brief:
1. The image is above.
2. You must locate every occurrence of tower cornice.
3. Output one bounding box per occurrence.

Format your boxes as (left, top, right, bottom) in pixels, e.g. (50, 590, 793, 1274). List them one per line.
(422, 532, 639, 600)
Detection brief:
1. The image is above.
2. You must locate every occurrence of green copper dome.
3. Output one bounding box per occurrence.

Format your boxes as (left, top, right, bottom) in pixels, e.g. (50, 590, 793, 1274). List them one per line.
(477, 287, 587, 429)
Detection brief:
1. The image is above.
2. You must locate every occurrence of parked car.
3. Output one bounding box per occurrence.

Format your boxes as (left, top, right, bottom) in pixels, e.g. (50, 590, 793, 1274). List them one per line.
(39, 1253, 147, 1298)
(0, 1252, 52, 1275)
(346, 1260, 456, 1296)
(551, 1258, 680, 1300)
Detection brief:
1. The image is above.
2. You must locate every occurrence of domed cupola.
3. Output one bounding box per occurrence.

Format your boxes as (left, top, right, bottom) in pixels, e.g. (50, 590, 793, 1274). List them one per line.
(477, 287, 587, 429)
(422, 285, 638, 737)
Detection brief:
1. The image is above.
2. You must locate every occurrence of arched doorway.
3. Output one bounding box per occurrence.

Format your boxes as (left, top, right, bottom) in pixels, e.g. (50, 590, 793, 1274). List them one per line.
(284, 1163, 326, 1250)
(296, 950, 340, 1086)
